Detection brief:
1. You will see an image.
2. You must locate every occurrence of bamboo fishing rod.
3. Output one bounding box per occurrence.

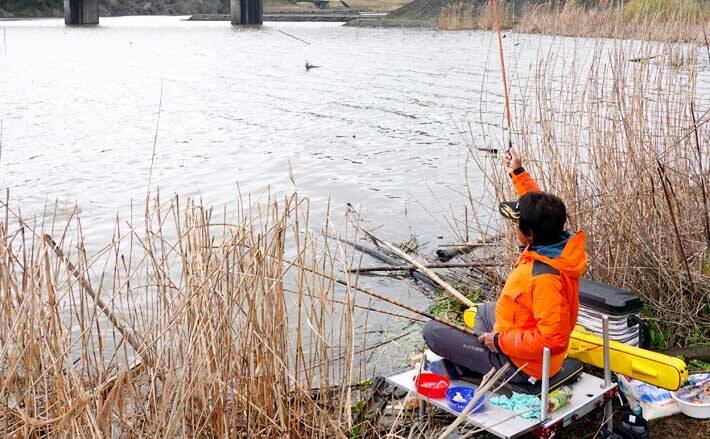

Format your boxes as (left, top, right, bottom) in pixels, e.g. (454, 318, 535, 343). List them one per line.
(491, 0, 513, 152)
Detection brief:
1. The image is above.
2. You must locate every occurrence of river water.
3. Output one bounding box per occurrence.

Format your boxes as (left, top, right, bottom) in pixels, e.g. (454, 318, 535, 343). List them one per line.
(1, 17, 707, 369)
(0, 16, 603, 247)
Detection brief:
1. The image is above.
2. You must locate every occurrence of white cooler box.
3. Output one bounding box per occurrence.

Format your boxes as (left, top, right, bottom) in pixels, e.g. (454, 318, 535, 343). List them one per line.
(578, 280, 647, 347)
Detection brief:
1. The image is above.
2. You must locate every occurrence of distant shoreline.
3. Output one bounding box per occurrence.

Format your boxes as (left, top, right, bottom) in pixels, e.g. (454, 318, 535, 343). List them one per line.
(188, 10, 386, 22)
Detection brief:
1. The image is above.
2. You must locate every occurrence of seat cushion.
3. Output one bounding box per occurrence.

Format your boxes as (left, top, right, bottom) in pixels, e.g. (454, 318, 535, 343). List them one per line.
(458, 358, 584, 397)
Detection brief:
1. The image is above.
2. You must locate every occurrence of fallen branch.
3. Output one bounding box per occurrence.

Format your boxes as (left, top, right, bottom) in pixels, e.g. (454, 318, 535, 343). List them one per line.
(436, 242, 499, 248)
(347, 213, 478, 308)
(662, 345, 710, 363)
(330, 232, 438, 288)
(361, 229, 478, 308)
(348, 262, 499, 273)
(435, 237, 502, 261)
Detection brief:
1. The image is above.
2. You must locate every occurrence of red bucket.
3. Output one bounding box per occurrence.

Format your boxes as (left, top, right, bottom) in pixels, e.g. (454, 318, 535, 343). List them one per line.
(413, 372, 450, 398)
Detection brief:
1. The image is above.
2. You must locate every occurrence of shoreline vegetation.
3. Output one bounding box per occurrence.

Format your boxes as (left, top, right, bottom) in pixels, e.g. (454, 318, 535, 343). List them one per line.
(349, 0, 710, 44)
(0, 193, 413, 437)
(466, 40, 709, 351)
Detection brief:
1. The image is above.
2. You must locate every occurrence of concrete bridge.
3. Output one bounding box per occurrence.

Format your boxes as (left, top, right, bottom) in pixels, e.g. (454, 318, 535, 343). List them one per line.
(64, 0, 262, 25)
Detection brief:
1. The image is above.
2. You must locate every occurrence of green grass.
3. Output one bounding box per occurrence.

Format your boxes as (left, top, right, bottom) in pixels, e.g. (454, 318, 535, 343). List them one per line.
(624, 0, 708, 23)
(429, 284, 480, 323)
(646, 318, 669, 350)
(688, 359, 710, 372)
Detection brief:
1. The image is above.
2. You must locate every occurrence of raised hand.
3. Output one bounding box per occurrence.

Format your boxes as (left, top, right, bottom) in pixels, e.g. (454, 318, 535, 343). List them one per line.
(504, 146, 522, 173)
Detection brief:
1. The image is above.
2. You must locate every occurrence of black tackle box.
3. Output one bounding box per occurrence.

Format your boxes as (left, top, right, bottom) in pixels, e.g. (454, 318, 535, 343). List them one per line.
(577, 279, 646, 347)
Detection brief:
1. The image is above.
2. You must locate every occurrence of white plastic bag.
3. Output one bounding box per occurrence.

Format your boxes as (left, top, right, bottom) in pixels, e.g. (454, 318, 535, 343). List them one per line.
(616, 373, 679, 420)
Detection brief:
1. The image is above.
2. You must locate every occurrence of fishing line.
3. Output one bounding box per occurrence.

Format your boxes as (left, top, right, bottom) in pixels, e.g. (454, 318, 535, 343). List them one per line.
(275, 28, 311, 46)
(273, 27, 319, 73)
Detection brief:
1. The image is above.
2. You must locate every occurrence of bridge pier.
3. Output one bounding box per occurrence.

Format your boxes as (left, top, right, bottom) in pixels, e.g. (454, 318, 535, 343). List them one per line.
(231, 0, 262, 25)
(64, 0, 99, 25)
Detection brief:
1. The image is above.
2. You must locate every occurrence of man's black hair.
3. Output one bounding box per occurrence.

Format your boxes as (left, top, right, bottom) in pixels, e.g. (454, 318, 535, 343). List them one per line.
(518, 192, 567, 245)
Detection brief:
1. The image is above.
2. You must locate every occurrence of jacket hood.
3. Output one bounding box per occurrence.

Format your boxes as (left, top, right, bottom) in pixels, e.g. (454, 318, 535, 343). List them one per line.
(523, 231, 587, 279)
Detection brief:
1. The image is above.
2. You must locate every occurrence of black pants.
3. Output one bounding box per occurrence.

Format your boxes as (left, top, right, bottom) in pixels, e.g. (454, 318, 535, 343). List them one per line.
(422, 302, 531, 384)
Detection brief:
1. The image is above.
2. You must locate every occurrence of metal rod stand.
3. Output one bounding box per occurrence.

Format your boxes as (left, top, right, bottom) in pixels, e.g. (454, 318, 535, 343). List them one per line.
(541, 347, 551, 421)
(602, 315, 613, 434)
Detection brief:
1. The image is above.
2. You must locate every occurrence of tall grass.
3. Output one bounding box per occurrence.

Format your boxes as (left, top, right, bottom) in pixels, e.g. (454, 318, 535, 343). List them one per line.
(624, 0, 708, 23)
(466, 41, 709, 347)
(437, 0, 514, 31)
(437, 0, 710, 43)
(0, 192, 413, 437)
(518, 0, 710, 43)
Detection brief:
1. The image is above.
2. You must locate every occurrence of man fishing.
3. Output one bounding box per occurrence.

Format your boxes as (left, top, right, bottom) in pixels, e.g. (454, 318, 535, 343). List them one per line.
(423, 147, 587, 382)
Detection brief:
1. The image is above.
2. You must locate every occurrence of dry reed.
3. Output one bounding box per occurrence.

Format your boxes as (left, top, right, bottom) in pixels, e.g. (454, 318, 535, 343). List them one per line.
(437, 0, 514, 31)
(517, 0, 710, 43)
(466, 40, 709, 347)
(0, 192, 425, 437)
(437, 0, 710, 43)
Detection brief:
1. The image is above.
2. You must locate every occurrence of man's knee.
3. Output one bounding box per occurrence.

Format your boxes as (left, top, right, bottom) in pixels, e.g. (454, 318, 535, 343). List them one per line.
(475, 301, 497, 332)
(422, 320, 445, 349)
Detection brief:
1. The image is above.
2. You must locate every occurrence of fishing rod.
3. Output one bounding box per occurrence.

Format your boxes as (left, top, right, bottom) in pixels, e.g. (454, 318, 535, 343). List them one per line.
(491, 0, 513, 154)
(275, 28, 311, 46)
(282, 287, 426, 323)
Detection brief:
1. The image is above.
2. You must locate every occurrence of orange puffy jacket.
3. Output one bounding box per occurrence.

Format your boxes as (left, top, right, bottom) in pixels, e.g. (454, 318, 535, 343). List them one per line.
(493, 170, 587, 379)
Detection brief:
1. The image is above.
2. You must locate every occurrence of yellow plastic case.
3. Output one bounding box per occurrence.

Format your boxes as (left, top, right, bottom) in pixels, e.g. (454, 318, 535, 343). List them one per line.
(462, 307, 688, 391)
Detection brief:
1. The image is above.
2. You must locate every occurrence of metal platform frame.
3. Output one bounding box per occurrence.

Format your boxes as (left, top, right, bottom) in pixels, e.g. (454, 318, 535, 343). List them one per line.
(385, 316, 618, 438)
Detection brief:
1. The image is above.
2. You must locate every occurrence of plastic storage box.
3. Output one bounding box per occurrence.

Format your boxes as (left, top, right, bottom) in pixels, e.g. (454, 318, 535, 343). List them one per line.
(578, 280, 645, 347)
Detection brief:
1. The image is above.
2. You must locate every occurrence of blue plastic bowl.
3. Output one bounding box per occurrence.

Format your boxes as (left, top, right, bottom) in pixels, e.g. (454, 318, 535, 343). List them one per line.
(445, 386, 485, 413)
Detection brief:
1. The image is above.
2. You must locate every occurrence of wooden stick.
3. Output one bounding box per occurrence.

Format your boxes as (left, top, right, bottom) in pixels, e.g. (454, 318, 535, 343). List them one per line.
(349, 219, 478, 308)
(347, 262, 499, 273)
(43, 234, 146, 361)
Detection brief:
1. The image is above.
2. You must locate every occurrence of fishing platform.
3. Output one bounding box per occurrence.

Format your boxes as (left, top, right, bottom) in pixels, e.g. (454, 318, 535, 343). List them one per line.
(387, 356, 615, 438)
(385, 279, 690, 437)
(386, 315, 618, 438)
